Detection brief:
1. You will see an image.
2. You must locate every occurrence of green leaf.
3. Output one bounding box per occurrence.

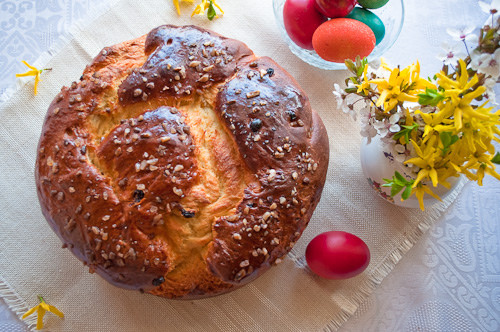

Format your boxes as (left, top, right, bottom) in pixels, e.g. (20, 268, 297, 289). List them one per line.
(440, 131, 459, 156)
(356, 65, 364, 77)
(395, 171, 406, 184)
(345, 59, 357, 75)
(402, 185, 413, 200)
(362, 57, 368, 67)
(393, 123, 419, 144)
(391, 184, 404, 197)
(383, 171, 415, 199)
(440, 131, 452, 146)
(392, 131, 405, 141)
(381, 178, 393, 187)
(418, 88, 445, 106)
(344, 87, 357, 93)
(485, 28, 495, 39)
(355, 56, 362, 68)
(207, 1, 216, 20)
(492, 152, 500, 164)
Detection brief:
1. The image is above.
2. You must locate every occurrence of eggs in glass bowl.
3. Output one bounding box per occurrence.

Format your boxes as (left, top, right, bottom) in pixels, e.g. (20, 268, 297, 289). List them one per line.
(273, 0, 404, 70)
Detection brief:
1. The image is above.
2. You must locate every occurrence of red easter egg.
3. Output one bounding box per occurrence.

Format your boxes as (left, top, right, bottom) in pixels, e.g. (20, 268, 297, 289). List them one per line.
(315, 0, 357, 18)
(306, 231, 370, 279)
(312, 18, 376, 62)
(283, 0, 328, 50)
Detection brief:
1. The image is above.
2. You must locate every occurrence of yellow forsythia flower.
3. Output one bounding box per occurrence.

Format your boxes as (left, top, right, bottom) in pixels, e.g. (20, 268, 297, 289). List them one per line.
(413, 182, 442, 211)
(367, 61, 434, 113)
(356, 64, 371, 95)
(347, 56, 500, 211)
(173, 0, 223, 20)
(435, 59, 488, 131)
(173, 0, 194, 16)
(191, 0, 224, 20)
(405, 135, 441, 187)
(22, 296, 64, 330)
(16, 61, 50, 95)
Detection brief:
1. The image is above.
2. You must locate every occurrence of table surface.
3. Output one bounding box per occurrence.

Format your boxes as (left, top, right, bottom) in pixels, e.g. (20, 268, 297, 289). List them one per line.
(0, 1, 499, 331)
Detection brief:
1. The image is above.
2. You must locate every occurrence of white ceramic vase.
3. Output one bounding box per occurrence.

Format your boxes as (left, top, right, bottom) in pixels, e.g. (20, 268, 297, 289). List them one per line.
(360, 135, 459, 208)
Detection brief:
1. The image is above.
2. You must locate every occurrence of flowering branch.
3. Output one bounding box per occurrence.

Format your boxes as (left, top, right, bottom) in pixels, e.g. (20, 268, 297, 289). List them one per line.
(335, 3, 500, 210)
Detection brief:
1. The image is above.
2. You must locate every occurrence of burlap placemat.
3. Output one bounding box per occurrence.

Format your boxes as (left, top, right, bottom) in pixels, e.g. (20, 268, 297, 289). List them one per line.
(0, 0, 461, 330)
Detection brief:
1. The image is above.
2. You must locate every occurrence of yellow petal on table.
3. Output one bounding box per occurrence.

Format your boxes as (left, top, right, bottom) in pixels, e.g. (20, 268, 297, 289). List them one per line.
(15, 70, 39, 77)
(48, 305, 64, 318)
(191, 1, 204, 16)
(21, 306, 37, 320)
(212, 0, 224, 14)
(16, 61, 45, 95)
(173, 0, 195, 15)
(21, 60, 38, 71)
(36, 307, 46, 330)
(34, 73, 41, 95)
(22, 296, 64, 330)
(173, 0, 181, 15)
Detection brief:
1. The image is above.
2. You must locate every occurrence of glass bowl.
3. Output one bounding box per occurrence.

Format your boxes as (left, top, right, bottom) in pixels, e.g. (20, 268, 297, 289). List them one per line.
(273, 0, 404, 70)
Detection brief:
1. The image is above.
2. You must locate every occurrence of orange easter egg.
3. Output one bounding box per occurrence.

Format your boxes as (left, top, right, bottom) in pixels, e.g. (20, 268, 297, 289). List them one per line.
(312, 18, 376, 63)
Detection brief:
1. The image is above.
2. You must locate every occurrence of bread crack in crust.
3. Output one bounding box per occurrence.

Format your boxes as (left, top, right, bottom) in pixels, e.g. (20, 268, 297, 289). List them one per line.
(35, 25, 329, 299)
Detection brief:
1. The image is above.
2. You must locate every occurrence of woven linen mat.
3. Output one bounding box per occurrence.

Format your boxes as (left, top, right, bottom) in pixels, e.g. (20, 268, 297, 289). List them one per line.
(0, 0, 462, 331)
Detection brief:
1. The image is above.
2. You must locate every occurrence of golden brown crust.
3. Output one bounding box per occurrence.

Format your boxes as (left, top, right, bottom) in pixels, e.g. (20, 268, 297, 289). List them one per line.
(35, 25, 329, 299)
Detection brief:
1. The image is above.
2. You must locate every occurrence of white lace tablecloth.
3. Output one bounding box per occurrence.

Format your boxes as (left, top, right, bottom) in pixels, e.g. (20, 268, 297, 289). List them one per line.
(0, 0, 498, 331)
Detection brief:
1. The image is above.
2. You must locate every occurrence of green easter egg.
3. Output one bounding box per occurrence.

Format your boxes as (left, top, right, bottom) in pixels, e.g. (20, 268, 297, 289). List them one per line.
(346, 7, 385, 45)
(357, 0, 390, 9)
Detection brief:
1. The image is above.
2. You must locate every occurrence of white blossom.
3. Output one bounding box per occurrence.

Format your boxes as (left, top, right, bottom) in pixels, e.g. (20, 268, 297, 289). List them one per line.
(437, 42, 466, 66)
(479, 0, 500, 15)
(332, 83, 359, 119)
(389, 113, 401, 124)
(360, 100, 374, 118)
(342, 94, 360, 120)
(470, 48, 500, 79)
(373, 120, 389, 137)
(389, 124, 401, 133)
(394, 153, 407, 163)
(332, 83, 344, 109)
(446, 26, 477, 43)
(483, 77, 497, 104)
(388, 113, 401, 132)
(394, 144, 406, 154)
(359, 100, 373, 117)
(359, 103, 377, 140)
(360, 125, 377, 140)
